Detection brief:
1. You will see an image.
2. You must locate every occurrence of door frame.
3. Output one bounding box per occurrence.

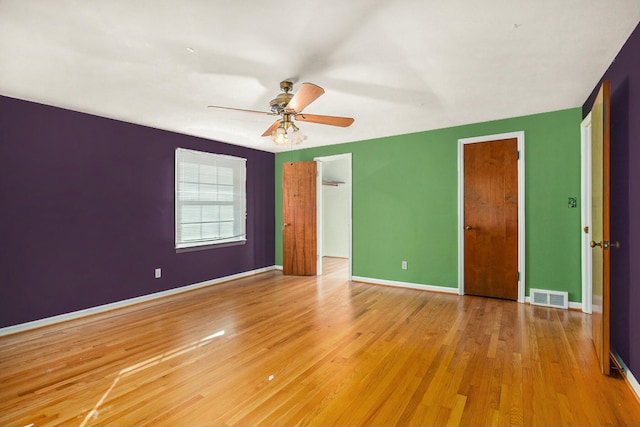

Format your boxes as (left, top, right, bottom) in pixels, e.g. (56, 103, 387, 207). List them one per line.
(458, 131, 526, 302)
(314, 153, 353, 280)
(581, 112, 593, 314)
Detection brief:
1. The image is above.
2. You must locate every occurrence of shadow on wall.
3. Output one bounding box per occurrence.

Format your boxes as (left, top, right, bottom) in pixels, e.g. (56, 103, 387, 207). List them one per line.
(610, 76, 631, 362)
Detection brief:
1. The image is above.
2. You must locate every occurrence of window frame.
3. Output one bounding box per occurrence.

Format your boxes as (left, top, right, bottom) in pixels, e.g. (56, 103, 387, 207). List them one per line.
(175, 148, 247, 250)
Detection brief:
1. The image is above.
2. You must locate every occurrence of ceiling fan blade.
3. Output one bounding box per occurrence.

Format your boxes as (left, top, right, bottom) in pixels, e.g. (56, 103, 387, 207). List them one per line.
(295, 114, 354, 127)
(285, 83, 325, 113)
(261, 120, 282, 137)
(208, 105, 275, 116)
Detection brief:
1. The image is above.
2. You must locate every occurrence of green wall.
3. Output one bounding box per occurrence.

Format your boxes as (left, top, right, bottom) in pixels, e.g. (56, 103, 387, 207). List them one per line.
(275, 107, 583, 302)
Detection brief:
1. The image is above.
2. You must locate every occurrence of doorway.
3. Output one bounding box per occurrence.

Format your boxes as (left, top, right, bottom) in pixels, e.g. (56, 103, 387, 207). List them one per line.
(315, 153, 352, 279)
(581, 113, 593, 314)
(458, 132, 526, 302)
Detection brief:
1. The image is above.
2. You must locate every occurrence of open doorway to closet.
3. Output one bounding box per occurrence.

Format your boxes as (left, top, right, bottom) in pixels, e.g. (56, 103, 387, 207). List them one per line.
(315, 153, 352, 280)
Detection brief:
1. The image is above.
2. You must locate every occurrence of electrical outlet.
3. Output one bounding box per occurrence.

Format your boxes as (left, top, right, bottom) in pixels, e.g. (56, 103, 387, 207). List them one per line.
(402, 261, 408, 270)
(155, 268, 161, 279)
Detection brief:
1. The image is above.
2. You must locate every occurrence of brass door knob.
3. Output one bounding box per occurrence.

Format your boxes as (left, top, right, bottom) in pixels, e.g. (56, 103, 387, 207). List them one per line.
(465, 225, 473, 230)
(590, 240, 602, 248)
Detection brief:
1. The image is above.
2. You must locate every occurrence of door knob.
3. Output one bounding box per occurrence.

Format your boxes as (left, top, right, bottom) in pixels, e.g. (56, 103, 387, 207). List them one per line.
(590, 240, 602, 248)
(465, 225, 473, 230)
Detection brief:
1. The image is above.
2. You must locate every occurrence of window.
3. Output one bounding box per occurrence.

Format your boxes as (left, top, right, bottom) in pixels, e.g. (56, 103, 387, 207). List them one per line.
(175, 148, 246, 249)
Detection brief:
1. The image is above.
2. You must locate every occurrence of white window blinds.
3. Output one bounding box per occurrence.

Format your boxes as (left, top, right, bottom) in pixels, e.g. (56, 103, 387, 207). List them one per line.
(175, 148, 246, 249)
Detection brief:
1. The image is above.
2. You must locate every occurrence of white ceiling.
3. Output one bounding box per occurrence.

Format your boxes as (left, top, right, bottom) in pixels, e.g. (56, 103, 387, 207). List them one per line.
(1, 1, 638, 153)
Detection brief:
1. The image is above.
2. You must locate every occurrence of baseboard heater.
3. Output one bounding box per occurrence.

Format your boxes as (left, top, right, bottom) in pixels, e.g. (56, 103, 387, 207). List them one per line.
(530, 288, 569, 309)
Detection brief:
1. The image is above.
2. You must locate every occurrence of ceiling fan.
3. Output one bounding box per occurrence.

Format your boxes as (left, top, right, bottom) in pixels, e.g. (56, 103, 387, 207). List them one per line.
(209, 80, 354, 145)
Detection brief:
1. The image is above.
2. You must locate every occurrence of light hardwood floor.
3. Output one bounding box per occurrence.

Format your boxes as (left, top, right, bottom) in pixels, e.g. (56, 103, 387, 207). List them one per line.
(1, 257, 639, 426)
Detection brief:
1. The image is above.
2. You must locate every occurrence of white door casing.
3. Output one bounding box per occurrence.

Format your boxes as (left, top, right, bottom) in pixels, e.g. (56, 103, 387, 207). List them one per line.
(458, 131, 526, 302)
(581, 113, 593, 314)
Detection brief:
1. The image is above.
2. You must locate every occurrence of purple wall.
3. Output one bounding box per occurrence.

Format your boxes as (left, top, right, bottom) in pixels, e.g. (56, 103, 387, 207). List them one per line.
(583, 23, 640, 378)
(0, 96, 275, 328)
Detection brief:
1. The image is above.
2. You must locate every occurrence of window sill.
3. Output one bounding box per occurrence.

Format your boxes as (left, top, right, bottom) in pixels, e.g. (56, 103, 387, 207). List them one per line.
(176, 240, 246, 253)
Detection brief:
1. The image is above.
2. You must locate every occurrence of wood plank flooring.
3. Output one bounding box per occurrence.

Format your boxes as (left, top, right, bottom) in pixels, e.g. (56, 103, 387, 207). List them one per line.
(1, 257, 639, 426)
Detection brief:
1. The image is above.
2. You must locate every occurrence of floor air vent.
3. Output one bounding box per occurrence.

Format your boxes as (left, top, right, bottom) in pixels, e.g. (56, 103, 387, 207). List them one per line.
(530, 288, 568, 309)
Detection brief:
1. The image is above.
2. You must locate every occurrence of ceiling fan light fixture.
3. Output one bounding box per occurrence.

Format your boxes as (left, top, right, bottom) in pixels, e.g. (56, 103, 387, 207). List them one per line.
(271, 125, 288, 145)
(290, 123, 306, 145)
(270, 121, 306, 146)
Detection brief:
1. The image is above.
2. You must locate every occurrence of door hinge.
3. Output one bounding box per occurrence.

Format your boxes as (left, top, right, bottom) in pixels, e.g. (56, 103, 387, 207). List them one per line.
(517, 150, 521, 160)
(518, 272, 521, 281)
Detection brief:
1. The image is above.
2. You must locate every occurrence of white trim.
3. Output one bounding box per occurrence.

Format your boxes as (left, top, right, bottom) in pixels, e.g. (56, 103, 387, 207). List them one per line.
(613, 351, 640, 402)
(351, 276, 459, 294)
(314, 153, 353, 280)
(581, 113, 593, 314)
(568, 301, 582, 310)
(458, 131, 526, 302)
(0, 266, 277, 337)
(316, 160, 324, 275)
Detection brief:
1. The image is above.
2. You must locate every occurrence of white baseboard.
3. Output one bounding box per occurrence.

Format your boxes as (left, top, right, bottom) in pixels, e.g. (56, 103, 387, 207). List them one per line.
(351, 276, 459, 294)
(567, 301, 582, 310)
(0, 265, 277, 337)
(613, 351, 640, 403)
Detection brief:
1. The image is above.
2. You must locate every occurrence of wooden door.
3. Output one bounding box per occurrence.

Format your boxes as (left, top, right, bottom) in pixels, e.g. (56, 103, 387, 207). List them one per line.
(283, 161, 317, 275)
(464, 138, 519, 300)
(590, 81, 611, 375)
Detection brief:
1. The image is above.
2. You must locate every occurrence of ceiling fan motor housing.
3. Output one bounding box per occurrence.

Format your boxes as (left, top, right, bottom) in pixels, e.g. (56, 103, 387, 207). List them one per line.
(269, 80, 294, 114)
(269, 93, 293, 114)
